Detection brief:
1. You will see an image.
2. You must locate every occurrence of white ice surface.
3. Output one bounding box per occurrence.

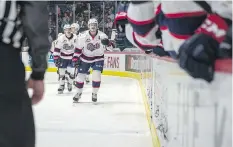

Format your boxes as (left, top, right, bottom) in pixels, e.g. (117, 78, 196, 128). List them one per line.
(27, 72, 153, 147)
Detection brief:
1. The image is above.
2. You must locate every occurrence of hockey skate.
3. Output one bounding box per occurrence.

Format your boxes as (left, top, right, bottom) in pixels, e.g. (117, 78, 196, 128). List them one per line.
(67, 83, 72, 92)
(58, 85, 65, 94)
(92, 93, 97, 102)
(73, 93, 82, 103)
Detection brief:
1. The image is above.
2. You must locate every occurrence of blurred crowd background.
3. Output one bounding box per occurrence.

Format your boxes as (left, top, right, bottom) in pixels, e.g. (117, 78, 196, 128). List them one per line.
(48, 1, 117, 43)
(23, 1, 135, 51)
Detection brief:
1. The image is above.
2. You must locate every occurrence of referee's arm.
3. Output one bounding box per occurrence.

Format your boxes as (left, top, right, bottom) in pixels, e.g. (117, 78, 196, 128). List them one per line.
(21, 2, 50, 80)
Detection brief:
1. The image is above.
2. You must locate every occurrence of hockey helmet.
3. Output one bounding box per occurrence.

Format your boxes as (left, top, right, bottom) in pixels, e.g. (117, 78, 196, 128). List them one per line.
(71, 23, 80, 34)
(63, 24, 72, 37)
(88, 18, 98, 32)
(63, 24, 71, 30)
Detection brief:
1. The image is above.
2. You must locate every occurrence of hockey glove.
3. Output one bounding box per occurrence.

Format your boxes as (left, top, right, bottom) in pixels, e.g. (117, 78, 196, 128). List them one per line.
(114, 2, 130, 51)
(53, 56, 61, 67)
(115, 1, 128, 37)
(153, 46, 170, 57)
(101, 38, 110, 46)
(178, 14, 229, 82)
(218, 25, 232, 58)
(72, 56, 80, 68)
(115, 2, 128, 26)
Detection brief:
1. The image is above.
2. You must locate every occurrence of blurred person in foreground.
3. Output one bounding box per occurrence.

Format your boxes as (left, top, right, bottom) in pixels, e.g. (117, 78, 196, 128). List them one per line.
(0, 1, 50, 147)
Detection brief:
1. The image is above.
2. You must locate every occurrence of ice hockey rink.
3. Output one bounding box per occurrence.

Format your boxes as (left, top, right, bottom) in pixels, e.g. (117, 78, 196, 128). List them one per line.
(29, 72, 153, 147)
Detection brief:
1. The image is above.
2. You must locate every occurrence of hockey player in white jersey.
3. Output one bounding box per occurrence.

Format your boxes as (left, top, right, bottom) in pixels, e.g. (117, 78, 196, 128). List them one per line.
(122, 1, 232, 82)
(65, 23, 80, 84)
(72, 18, 113, 103)
(50, 33, 63, 79)
(71, 22, 91, 84)
(71, 22, 80, 36)
(50, 33, 63, 53)
(53, 24, 78, 94)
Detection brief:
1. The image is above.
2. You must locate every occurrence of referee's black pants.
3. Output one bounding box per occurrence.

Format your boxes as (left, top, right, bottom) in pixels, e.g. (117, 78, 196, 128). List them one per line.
(0, 43, 35, 147)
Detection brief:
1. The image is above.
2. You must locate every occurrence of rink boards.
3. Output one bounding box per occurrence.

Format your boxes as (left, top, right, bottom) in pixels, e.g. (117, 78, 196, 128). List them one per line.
(22, 51, 159, 147)
(21, 51, 232, 147)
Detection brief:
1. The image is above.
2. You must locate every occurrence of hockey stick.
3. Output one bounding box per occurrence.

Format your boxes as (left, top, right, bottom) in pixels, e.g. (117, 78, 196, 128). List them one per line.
(194, 1, 212, 13)
(74, 66, 78, 77)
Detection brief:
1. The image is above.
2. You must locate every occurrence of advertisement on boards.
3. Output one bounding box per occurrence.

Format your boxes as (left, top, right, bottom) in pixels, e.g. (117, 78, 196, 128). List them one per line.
(22, 51, 126, 71)
(125, 54, 151, 72)
(47, 52, 56, 67)
(21, 52, 56, 68)
(104, 54, 125, 71)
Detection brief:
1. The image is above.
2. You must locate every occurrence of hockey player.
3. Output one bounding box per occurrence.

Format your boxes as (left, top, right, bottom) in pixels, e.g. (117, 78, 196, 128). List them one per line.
(71, 23, 80, 35)
(50, 33, 63, 53)
(115, 1, 170, 56)
(72, 18, 113, 103)
(66, 23, 80, 83)
(119, 1, 232, 82)
(50, 33, 63, 80)
(53, 24, 78, 93)
(71, 22, 91, 84)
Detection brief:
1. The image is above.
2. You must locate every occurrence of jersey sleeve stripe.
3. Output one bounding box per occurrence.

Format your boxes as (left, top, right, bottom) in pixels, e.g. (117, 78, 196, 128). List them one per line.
(165, 11, 207, 18)
(132, 32, 158, 50)
(130, 21, 156, 37)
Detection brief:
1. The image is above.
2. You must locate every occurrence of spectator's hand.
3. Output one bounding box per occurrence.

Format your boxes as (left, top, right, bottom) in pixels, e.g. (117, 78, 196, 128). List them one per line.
(27, 78, 45, 105)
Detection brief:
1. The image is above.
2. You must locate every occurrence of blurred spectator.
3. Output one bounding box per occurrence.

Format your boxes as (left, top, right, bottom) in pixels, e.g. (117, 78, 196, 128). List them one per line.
(24, 1, 124, 48)
(105, 18, 113, 38)
(46, 1, 116, 36)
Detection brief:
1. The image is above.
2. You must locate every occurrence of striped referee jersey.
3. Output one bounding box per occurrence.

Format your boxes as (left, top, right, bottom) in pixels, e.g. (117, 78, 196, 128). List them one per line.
(0, 1, 50, 78)
(0, 1, 24, 48)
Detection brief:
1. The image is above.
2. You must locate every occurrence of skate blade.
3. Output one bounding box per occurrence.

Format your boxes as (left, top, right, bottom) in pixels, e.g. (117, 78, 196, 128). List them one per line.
(73, 100, 79, 103)
(92, 102, 98, 105)
(72, 102, 79, 106)
(58, 91, 63, 94)
(92, 99, 97, 103)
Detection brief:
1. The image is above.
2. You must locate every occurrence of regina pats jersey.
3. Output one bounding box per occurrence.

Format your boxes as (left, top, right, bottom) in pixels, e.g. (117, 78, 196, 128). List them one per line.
(125, 1, 232, 54)
(74, 30, 108, 63)
(50, 40, 57, 53)
(53, 34, 78, 59)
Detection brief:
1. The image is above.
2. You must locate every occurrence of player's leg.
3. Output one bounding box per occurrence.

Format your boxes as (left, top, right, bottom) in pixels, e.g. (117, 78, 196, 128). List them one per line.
(73, 67, 78, 85)
(91, 60, 104, 102)
(85, 68, 91, 84)
(67, 61, 76, 92)
(65, 66, 71, 84)
(73, 61, 91, 102)
(57, 59, 69, 94)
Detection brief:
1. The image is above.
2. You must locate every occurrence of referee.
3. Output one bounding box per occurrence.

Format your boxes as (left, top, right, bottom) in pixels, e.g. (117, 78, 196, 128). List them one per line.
(0, 1, 49, 147)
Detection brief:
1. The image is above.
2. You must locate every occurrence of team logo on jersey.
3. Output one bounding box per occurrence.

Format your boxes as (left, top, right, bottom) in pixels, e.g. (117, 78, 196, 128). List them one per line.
(63, 44, 74, 50)
(87, 43, 100, 51)
(86, 38, 91, 42)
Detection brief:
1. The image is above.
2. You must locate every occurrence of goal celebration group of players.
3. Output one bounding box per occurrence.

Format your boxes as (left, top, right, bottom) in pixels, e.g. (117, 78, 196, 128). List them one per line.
(50, 18, 113, 103)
